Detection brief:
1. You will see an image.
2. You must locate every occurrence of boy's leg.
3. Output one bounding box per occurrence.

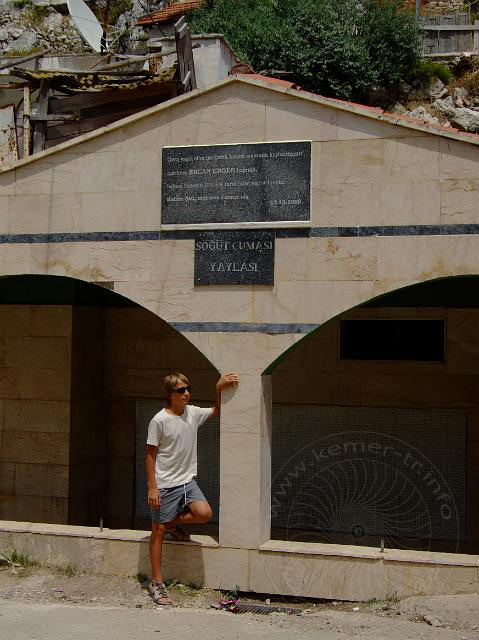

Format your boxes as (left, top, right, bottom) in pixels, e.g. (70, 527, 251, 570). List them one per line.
(171, 500, 213, 526)
(149, 522, 166, 583)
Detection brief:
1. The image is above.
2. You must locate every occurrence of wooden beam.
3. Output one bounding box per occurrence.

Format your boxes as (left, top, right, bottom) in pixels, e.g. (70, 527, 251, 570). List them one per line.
(0, 48, 51, 71)
(94, 50, 176, 72)
(31, 113, 77, 122)
(0, 82, 30, 89)
(48, 81, 174, 114)
(32, 79, 49, 154)
(23, 85, 31, 158)
(175, 18, 196, 94)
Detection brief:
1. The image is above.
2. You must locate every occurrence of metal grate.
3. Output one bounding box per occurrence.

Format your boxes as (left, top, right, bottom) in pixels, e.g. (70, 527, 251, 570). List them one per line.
(135, 399, 220, 523)
(271, 406, 466, 543)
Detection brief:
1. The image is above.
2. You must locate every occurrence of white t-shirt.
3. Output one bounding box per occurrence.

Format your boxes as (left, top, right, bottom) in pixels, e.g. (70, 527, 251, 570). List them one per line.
(146, 404, 213, 488)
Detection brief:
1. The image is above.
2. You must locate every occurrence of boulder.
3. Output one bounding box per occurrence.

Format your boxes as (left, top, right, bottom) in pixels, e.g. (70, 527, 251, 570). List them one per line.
(454, 86, 468, 101)
(4, 30, 38, 52)
(432, 97, 456, 118)
(429, 78, 448, 100)
(450, 107, 479, 132)
(407, 106, 439, 124)
(390, 103, 407, 115)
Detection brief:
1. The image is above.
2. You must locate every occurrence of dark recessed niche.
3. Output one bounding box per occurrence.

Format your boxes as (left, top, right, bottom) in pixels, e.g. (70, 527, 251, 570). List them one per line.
(339, 319, 445, 362)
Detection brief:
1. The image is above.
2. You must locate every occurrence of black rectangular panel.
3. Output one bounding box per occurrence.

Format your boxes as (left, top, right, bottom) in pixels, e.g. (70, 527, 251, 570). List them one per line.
(194, 230, 274, 285)
(162, 141, 311, 225)
(340, 319, 445, 361)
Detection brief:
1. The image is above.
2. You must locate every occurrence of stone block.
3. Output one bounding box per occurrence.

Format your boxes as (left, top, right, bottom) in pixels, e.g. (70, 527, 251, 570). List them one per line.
(50, 536, 104, 572)
(43, 151, 134, 196)
(274, 238, 308, 282)
(4, 400, 69, 433)
(447, 310, 479, 343)
(0, 244, 30, 276)
(171, 101, 266, 146)
(359, 181, 440, 227)
(14, 463, 69, 498)
(10, 194, 81, 234)
(133, 188, 162, 231)
(253, 280, 376, 326)
(221, 374, 268, 435)
(11, 494, 68, 524)
(0, 531, 52, 566)
(306, 237, 378, 281)
(150, 239, 194, 286)
(322, 137, 439, 186)
(311, 182, 360, 228)
(123, 108, 172, 151)
(336, 111, 422, 140)
(386, 561, 479, 597)
(187, 332, 299, 376)
(79, 191, 135, 232)
(107, 401, 136, 457)
(0, 306, 30, 337)
(219, 431, 262, 548)
(440, 138, 479, 180)
(440, 178, 479, 224)
(30, 306, 72, 337)
(29, 243, 91, 280)
(90, 241, 152, 282)
(179, 546, 250, 591)
(377, 236, 479, 283)
(0, 196, 10, 233)
(4, 337, 71, 370)
(19, 368, 71, 401)
(266, 99, 337, 142)
(0, 170, 15, 196)
(250, 550, 388, 601)
(1, 431, 69, 465)
(0, 461, 14, 493)
(447, 342, 479, 375)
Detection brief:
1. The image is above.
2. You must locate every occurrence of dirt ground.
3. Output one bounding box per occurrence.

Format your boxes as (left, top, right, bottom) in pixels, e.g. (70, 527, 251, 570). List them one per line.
(1, 565, 479, 639)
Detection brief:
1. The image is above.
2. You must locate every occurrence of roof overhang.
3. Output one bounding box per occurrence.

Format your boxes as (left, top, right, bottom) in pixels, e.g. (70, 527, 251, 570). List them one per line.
(2, 74, 478, 174)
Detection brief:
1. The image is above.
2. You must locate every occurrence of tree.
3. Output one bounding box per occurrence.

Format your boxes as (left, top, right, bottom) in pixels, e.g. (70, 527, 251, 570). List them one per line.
(190, 0, 421, 103)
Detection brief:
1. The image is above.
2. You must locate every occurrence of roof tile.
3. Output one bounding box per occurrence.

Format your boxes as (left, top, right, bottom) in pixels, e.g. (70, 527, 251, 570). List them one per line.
(137, 0, 204, 26)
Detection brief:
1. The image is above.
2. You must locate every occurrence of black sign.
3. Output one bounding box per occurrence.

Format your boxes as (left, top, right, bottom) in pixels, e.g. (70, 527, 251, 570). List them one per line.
(162, 141, 311, 226)
(194, 231, 274, 285)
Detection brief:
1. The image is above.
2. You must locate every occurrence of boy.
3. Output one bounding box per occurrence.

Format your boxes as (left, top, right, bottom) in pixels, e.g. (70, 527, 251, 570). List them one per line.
(145, 371, 239, 605)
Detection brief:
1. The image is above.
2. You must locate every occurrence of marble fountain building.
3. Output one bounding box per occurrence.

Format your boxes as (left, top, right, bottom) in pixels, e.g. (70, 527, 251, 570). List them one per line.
(1, 74, 479, 600)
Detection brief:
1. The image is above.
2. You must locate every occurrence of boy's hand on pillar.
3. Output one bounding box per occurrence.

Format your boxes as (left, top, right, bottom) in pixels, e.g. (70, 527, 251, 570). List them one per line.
(216, 373, 239, 391)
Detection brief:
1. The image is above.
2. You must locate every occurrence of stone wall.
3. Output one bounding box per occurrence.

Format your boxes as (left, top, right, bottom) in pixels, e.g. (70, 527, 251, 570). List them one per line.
(0, 306, 72, 524)
(103, 306, 217, 529)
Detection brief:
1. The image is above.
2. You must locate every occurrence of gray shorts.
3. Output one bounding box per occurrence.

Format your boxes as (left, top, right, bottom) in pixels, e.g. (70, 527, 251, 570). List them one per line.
(151, 479, 206, 524)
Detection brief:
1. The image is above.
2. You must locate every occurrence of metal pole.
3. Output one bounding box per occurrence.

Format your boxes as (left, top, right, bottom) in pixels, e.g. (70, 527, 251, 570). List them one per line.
(416, 0, 420, 17)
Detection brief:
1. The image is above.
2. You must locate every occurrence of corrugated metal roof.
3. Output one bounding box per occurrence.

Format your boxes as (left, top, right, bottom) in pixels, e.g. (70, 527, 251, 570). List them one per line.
(137, 0, 204, 26)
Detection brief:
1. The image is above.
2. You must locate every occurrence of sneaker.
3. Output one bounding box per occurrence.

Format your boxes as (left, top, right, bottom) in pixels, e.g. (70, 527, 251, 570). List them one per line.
(148, 581, 172, 605)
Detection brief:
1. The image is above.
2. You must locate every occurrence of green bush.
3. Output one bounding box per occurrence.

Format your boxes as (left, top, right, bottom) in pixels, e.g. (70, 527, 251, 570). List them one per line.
(10, 0, 32, 8)
(411, 61, 453, 86)
(190, 0, 421, 103)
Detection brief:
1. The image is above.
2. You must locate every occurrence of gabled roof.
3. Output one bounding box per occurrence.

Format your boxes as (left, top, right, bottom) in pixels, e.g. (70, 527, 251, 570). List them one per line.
(2, 74, 478, 174)
(137, 0, 204, 26)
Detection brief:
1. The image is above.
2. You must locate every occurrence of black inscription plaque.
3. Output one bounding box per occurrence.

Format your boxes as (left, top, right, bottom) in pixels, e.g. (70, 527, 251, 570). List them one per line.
(194, 231, 274, 285)
(162, 141, 311, 226)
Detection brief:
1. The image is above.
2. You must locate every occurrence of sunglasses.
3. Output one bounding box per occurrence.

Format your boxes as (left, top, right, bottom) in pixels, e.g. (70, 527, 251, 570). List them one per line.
(174, 386, 191, 394)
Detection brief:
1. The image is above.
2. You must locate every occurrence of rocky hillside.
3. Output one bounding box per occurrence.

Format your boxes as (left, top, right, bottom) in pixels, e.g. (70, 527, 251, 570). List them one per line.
(0, 1, 84, 54)
(392, 56, 479, 132)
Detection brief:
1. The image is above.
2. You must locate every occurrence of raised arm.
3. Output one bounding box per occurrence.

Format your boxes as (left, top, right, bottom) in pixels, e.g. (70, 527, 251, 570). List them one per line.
(210, 372, 239, 418)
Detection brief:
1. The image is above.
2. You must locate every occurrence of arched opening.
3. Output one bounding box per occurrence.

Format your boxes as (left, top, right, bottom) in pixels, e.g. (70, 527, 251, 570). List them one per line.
(0, 275, 219, 535)
(268, 276, 479, 554)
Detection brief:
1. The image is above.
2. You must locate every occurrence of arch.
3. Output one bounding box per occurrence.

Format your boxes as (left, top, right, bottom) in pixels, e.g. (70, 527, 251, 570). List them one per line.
(0, 275, 220, 532)
(266, 275, 479, 554)
(263, 275, 479, 375)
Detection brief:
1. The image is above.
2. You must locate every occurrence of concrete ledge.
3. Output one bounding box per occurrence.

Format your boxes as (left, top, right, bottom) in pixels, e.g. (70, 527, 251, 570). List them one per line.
(0, 521, 218, 546)
(1, 522, 479, 600)
(261, 539, 479, 566)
